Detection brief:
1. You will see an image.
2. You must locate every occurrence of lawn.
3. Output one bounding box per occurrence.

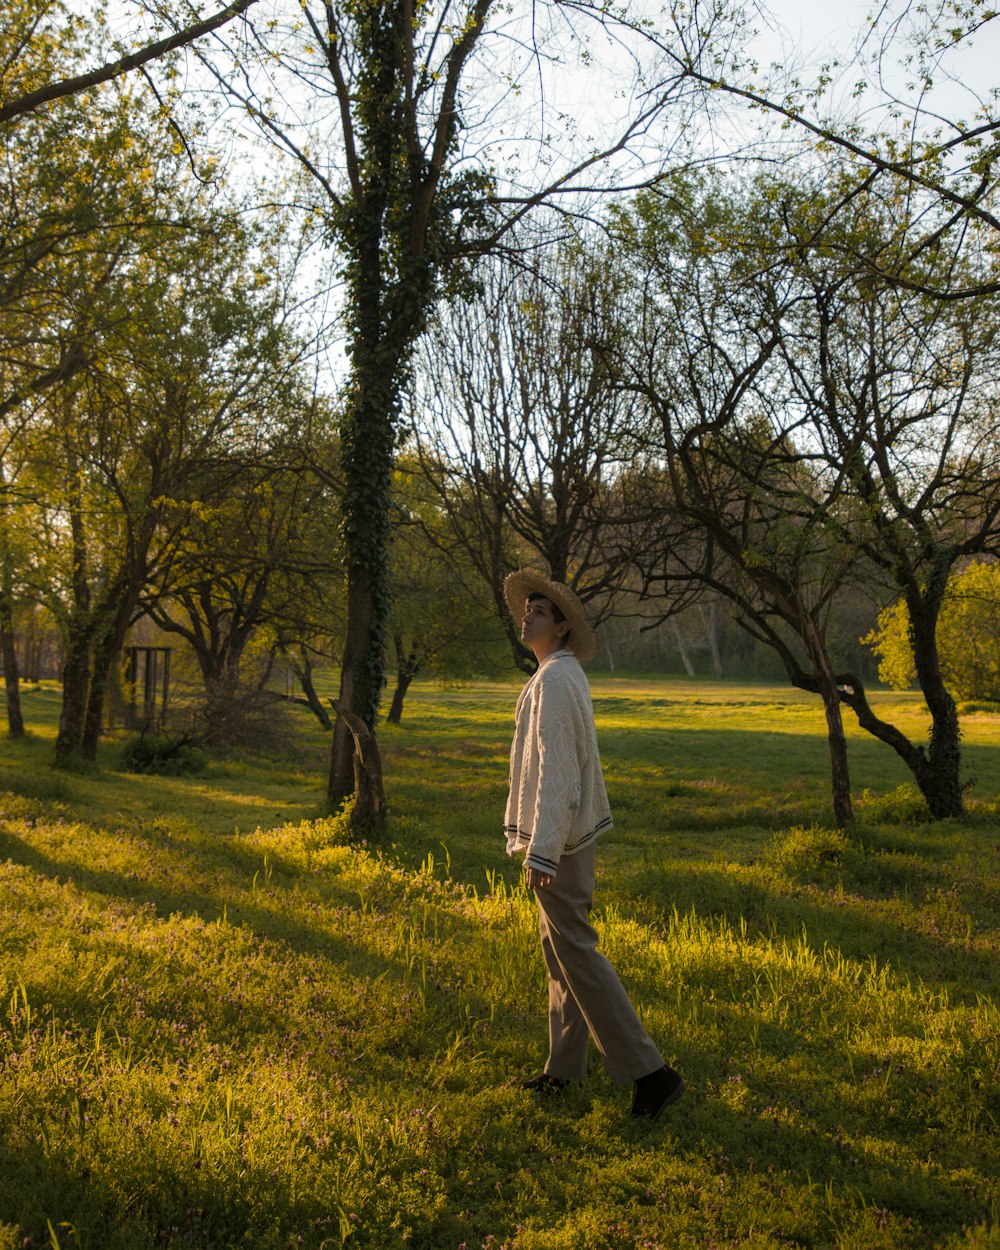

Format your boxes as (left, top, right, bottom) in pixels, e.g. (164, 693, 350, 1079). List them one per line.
(0, 678, 997, 1249)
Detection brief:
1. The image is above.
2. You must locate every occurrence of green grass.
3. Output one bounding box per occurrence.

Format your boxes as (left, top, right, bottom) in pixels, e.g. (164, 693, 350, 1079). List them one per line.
(0, 679, 998, 1249)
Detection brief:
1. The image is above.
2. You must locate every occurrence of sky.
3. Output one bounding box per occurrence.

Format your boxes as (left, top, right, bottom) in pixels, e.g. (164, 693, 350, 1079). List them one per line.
(752, 0, 996, 120)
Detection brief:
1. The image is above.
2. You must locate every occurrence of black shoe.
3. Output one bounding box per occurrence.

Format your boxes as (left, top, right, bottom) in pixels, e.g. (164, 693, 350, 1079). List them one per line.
(520, 1072, 571, 1094)
(630, 1065, 685, 1119)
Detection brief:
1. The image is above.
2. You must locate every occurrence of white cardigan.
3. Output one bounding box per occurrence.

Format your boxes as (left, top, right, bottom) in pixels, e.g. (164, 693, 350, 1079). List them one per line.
(504, 649, 613, 875)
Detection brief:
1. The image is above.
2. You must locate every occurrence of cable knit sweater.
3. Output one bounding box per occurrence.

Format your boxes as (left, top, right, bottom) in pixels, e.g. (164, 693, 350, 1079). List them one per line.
(504, 648, 613, 875)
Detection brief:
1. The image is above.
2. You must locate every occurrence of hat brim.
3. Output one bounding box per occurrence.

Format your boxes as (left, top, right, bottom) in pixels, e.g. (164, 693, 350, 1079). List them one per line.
(503, 569, 598, 664)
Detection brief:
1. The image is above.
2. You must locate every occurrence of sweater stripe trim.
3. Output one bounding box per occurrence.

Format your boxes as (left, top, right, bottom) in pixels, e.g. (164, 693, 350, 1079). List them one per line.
(524, 851, 560, 872)
(505, 814, 613, 864)
(571, 815, 613, 842)
(563, 817, 611, 853)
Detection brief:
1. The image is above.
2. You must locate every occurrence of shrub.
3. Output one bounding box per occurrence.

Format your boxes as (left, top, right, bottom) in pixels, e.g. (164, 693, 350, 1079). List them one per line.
(120, 734, 208, 776)
(859, 783, 931, 825)
(766, 824, 850, 878)
(201, 688, 297, 752)
(297, 808, 356, 849)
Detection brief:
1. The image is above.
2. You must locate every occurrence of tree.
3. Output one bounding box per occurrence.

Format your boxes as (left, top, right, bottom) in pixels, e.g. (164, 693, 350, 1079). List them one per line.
(865, 561, 1000, 704)
(648, 0, 1000, 300)
(602, 178, 874, 825)
(412, 241, 660, 674)
(144, 437, 341, 743)
(0, 471, 27, 738)
(0, 41, 118, 434)
(774, 203, 1000, 818)
(9, 114, 315, 764)
(0, 13, 249, 752)
(609, 172, 1000, 821)
(167, 0, 740, 825)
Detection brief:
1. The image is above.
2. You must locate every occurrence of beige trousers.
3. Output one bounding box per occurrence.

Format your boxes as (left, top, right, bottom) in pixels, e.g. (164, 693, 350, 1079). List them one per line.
(534, 842, 663, 1085)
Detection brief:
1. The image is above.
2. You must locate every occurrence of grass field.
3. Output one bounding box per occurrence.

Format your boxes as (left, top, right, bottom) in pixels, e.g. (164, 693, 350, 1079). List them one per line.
(0, 678, 998, 1249)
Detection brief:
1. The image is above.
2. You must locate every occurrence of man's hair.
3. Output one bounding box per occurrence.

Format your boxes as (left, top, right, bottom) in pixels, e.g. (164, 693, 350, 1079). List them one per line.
(527, 590, 570, 641)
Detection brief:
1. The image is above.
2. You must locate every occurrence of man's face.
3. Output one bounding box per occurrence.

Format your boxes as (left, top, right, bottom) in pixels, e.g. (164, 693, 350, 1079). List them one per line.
(521, 596, 568, 651)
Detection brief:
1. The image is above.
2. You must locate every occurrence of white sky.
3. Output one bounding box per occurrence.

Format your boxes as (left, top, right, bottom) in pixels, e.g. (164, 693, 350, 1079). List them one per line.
(752, 0, 997, 121)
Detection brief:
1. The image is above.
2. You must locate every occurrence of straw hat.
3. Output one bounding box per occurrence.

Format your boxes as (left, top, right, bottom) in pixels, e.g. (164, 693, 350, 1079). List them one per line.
(503, 569, 598, 664)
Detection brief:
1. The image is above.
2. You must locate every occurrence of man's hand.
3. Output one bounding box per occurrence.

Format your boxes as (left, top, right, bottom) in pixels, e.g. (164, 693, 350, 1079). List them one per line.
(526, 866, 555, 890)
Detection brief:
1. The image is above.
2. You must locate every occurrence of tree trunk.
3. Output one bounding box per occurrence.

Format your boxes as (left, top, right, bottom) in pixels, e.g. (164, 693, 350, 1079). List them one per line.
(0, 593, 24, 738)
(203, 665, 241, 743)
(56, 462, 92, 765)
(0, 468, 24, 736)
(735, 596, 856, 827)
(908, 592, 964, 818)
(327, 262, 406, 801)
(24, 612, 41, 682)
(329, 567, 382, 801)
(330, 699, 387, 839)
(82, 623, 121, 758)
(81, 636, 120, 759)
(386, 633, 421, 725)
(386, 674, 412, 725)
(82, 648, 110, 759)
(783, 662, 855, 827)
(671, 618, 696, 677)
(700, 600, 724, 676)
(55, 629, 91, 766)
(81, 590, 136, 759)
(803, 617, 854, 827)
(819, 678, 854, 827)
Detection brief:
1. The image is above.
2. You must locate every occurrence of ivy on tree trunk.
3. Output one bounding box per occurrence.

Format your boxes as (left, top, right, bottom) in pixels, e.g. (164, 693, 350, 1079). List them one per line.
(322, 0, 493, 814)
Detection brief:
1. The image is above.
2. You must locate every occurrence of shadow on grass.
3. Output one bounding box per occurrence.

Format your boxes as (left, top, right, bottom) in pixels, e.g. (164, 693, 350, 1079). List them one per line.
(0, 1123, 333, 1250)
(0, 819, 509, 1065)
(0, 725, 329, 836)
(508, 1048, 986, 1249)
(609, 855, 998, 1003)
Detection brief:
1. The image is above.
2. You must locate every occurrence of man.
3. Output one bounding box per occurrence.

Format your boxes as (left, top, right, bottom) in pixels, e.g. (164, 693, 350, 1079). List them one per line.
(503, 568, 685, 1120)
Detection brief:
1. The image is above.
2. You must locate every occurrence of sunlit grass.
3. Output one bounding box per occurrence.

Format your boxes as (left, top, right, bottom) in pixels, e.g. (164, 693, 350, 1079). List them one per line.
(0, 678, 997, 1249)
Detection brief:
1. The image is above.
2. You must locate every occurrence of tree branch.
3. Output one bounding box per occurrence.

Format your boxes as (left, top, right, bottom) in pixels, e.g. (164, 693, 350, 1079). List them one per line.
(0, 0, 260, 126)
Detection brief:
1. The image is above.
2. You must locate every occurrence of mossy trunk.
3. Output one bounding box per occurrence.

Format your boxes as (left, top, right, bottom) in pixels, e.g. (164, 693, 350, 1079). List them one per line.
(327, 223, 421, 799)
(322, 0, 479, 805)
(330, 555, 384, 801)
